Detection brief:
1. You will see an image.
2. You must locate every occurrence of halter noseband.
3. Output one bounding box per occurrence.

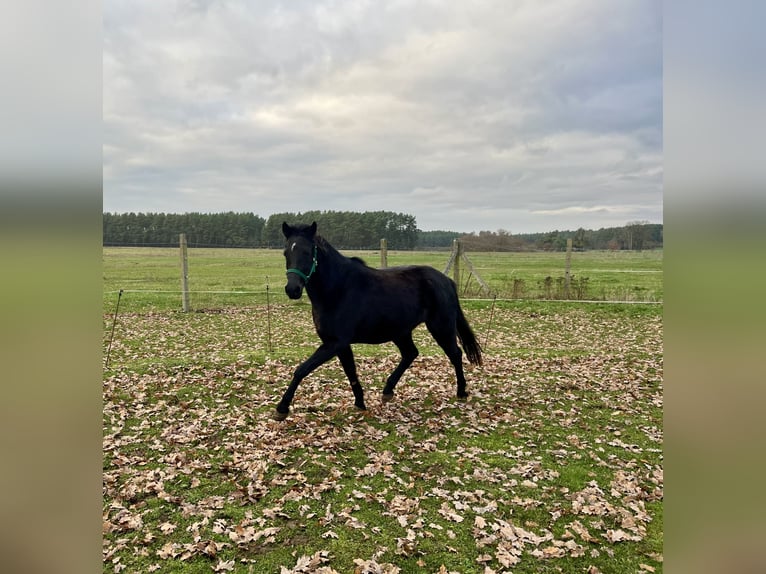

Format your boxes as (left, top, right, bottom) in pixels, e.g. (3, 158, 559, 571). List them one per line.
(286, 244, 318, 283)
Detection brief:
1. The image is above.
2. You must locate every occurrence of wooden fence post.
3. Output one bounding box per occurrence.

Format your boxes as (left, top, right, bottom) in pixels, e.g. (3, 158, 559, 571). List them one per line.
(380, 238, 388, 268)
(180, 233, 190, 312)
(564, 238, 572, 299)
(442, 240, 491, 297)
(265, 276, 272, 353)
(453, 239, 461, 290)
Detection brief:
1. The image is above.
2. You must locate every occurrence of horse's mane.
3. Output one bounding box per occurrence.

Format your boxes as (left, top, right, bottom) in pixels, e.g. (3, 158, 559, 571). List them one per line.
(316, 235, 368, 267)
(314, 235, 337, 257)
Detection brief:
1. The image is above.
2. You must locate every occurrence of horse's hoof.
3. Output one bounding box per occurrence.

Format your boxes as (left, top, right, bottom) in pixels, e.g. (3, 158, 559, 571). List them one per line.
(273, 408, 289, 421)
(355, 403, 367, 411)
(456, 393, 469, 401)
(382, 393, 394, 403)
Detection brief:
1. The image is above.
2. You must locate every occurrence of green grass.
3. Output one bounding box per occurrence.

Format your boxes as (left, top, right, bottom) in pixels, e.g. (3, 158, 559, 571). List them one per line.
(103, 262, 663, 574)
(103, 247, 662, 314)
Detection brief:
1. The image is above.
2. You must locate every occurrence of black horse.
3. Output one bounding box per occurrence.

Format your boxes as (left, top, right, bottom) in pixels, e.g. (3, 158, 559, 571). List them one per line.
(274, 221, 482, 420)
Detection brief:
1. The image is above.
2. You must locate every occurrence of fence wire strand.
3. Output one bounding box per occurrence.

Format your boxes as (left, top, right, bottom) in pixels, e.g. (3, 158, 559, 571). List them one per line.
(103, 288, 662, 305)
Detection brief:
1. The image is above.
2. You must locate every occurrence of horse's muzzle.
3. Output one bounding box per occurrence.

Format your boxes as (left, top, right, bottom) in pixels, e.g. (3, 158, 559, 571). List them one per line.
(285, 279, 304, 300)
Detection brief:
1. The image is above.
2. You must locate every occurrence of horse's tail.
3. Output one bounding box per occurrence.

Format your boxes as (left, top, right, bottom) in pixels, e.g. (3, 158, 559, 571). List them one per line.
(456, 303, 483, 366)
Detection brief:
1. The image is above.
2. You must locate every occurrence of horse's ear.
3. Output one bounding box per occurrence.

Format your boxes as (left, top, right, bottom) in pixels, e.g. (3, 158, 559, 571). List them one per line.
(309, 221, 317, 237)
(282, 222, 292, 237)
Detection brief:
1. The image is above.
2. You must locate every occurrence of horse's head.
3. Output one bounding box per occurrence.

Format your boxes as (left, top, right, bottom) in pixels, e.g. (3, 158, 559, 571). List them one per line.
(282, 221, 318, 299)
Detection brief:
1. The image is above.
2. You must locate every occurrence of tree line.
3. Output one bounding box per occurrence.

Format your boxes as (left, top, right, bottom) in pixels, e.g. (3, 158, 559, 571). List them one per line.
(458, 221, 663, 251)
(103, 212, 266, 248)
(103, 211, 662, 251)
(102, 210, 419, 250)
(261, 211, 418, 249)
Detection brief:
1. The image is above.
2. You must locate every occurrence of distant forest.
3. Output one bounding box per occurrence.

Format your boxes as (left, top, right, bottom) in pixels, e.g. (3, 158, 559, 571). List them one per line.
(103, 211, 662, 251)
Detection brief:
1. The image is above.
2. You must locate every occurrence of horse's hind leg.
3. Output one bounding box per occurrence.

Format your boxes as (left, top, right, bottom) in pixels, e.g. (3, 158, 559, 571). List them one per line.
(382, 334, 419, 402)
(426, 319, 469, 399)
(338, 345, 366, 410)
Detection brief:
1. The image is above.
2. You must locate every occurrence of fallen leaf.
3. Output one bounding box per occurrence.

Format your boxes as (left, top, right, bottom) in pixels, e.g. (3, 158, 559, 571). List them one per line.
(212, 559, 235, 572)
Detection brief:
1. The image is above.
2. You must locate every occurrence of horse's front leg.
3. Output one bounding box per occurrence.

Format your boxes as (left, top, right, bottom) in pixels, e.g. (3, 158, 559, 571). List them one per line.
(337, 345, 366, 411)
(274, 343, 338, 420)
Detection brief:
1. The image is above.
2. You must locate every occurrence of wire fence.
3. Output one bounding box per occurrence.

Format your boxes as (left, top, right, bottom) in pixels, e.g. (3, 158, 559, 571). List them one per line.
(103, 244, 663, 313)
(103, 288, 663, 310)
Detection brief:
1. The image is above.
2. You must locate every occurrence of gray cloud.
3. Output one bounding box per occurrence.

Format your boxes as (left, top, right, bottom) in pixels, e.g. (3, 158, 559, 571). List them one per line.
(104, 0, 662, 233)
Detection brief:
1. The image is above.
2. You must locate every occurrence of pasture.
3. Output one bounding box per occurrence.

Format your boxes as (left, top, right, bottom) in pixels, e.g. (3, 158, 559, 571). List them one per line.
(103, 247, 663, 573)
(103, 247, 662, 313)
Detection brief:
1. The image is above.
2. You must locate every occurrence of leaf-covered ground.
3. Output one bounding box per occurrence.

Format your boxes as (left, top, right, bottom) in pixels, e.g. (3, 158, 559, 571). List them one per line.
(103, 302, 662, 573)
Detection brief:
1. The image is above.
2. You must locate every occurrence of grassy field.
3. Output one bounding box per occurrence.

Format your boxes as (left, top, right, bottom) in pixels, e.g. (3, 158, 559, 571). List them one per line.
(103, 247, 662, 573)
(103, 247, 662, 314)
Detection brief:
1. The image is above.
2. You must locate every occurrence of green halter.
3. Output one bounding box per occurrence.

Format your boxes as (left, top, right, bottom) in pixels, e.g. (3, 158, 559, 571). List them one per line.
(286, 244, 318, 283)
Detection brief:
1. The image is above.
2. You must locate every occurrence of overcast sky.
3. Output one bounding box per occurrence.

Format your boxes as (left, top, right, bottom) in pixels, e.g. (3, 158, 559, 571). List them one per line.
(103, 0, 662, 233)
